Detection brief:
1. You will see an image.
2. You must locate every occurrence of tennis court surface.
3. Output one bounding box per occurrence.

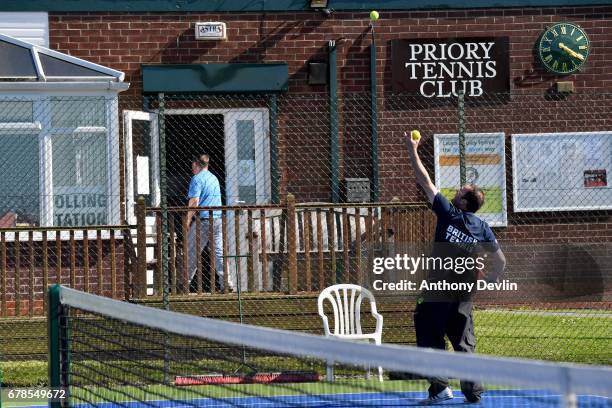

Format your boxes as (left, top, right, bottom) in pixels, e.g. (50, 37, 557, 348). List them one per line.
(58, 390, 609, 407)
(46, 286, 612, 408)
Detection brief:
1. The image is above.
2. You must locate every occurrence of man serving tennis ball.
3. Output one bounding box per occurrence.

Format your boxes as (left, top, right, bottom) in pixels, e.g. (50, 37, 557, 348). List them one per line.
(404, 130, 506, 405)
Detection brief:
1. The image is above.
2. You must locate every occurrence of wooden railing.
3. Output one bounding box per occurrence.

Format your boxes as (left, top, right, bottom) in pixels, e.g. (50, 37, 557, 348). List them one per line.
(0, 225, 136, 317)
(0, 198, 434, 315)
(136, 194, 435, 297)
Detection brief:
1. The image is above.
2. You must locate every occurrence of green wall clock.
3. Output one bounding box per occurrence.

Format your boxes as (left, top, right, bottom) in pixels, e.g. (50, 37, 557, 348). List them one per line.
(538, 22, 590, 75)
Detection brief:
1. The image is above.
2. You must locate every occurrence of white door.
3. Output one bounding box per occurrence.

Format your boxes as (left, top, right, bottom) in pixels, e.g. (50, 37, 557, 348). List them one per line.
(224, 109, 270, 205)
(224, 109, 270, 290)
(123, 110, 160, 225)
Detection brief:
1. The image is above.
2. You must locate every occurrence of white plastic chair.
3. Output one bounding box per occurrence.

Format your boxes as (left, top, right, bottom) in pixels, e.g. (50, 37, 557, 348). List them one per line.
(317, 284, 383, 382)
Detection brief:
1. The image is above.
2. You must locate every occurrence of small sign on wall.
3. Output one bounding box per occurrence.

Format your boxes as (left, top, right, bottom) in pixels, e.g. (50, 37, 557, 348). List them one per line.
(195, 22, 227, 40)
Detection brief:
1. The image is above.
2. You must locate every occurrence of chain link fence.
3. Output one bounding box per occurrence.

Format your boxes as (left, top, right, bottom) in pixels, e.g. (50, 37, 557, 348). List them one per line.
(0, 92, 610, 388)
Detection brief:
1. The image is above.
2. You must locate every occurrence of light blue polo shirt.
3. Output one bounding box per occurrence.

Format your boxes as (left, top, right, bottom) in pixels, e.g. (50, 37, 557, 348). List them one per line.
(187, 170, 222, 218)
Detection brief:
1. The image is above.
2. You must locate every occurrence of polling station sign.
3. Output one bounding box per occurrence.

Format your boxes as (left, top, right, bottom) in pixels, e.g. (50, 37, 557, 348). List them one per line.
(54, 186, 108, 226)
(391, 37, 510, 97)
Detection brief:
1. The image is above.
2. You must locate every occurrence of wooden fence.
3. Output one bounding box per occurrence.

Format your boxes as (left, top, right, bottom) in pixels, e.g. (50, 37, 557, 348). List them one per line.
(136, 195, 435, 298)
(0, 197, 435, 315)
(0, 226, 135, 317)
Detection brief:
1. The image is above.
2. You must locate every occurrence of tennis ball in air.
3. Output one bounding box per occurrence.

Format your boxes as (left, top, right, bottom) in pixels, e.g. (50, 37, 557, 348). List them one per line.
(411, 130, 421, 141)
(370, 10, 380, 21)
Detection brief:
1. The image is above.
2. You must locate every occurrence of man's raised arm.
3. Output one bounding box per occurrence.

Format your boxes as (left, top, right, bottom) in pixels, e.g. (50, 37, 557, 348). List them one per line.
(405, 131, 438, 204)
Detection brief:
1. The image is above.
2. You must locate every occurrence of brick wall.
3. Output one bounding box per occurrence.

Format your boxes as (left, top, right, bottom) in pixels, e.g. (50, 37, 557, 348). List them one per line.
(47, 6, 612, 245)
(48, 6, 612, 92)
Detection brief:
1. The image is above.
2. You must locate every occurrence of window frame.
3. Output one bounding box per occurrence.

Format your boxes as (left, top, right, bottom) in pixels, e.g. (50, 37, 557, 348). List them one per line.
(0, 93, 121, 234)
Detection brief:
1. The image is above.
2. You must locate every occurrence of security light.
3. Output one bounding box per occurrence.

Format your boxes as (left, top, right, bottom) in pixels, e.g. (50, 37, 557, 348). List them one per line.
(309, 0, 329, 8)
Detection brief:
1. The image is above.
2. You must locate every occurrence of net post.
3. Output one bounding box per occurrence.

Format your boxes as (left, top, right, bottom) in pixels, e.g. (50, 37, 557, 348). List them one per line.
(47, 284, 63, 408)
(60, 305, 71, 408)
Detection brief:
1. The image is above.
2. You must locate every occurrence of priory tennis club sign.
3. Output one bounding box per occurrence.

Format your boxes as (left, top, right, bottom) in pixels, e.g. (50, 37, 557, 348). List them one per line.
(391, 37, 510, 97)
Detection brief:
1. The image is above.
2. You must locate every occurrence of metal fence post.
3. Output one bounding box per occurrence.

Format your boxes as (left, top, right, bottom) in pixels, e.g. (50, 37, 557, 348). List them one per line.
(286, 194, 297, 294)
(157, 93, 170, 310)
(135, 196, 147, 298)
(329, 40, 340, 203)
(370, 26, 379, 202)
(157, 92, 171, 385)
(458, 90, 466, 186)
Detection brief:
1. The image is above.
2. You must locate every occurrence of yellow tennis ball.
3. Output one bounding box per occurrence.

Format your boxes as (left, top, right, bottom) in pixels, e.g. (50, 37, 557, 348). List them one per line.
(370, 10, 379, 21)
(411, 130, 421, 141)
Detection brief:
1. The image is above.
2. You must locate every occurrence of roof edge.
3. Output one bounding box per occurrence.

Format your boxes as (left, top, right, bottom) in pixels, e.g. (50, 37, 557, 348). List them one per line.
(0, 0, 610, 12)
(0, 81, 130, 92)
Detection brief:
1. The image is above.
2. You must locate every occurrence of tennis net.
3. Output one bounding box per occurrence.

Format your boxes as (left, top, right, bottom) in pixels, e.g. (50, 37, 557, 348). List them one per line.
(48, 285, 612, 408)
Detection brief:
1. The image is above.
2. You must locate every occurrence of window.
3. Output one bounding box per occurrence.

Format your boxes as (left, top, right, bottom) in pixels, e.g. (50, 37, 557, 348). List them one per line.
(0, 101, 33, 122)
(236, 119, 257, 204)
(0, 100, 40, 226)
(52, 132, 109, 226)
(0, 133, 39, 226)
(50, 97, 105, 128)
(41, 54, 111, 78)
(0, 97, 119, 227)
(0, 33, 125, 230)
(0, 41, 37, 78)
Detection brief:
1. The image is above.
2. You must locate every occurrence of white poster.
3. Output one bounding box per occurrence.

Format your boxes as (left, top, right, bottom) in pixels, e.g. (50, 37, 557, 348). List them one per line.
(434, 133, 507, 226)
(512, 132, 612, 212)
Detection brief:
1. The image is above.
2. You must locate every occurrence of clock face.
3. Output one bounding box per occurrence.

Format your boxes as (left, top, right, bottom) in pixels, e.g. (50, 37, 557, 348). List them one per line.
(538, 22, 590, 75)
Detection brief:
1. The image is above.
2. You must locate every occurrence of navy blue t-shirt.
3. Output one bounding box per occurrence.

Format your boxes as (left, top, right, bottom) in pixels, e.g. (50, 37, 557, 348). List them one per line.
(425, 193, 499, 300)
(432, 193, 498, 252)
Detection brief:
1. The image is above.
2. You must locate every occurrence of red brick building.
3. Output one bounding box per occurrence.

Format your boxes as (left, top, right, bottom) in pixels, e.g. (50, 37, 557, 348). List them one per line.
(0, 1, 610, 312)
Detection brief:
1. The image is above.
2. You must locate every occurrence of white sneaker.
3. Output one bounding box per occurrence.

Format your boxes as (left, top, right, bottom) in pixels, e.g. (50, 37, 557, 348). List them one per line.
(418, 387, 454, 405)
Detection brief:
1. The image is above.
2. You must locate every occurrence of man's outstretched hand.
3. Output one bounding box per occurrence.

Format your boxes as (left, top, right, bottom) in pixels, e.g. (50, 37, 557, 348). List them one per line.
(404, 129, 438, 203)
(404, 131, 420, 153)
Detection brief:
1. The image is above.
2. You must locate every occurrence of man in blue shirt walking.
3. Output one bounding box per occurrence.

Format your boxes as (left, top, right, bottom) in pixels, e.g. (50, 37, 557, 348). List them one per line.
(187, 154, 232, 291)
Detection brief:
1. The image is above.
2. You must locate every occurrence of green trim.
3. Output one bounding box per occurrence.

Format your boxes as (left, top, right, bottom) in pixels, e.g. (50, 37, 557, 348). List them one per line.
(47, 284, 61, 408)
(142, 64, 288, 94)
(328, 41, 339, 203)
(0, 0, 610, 12)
